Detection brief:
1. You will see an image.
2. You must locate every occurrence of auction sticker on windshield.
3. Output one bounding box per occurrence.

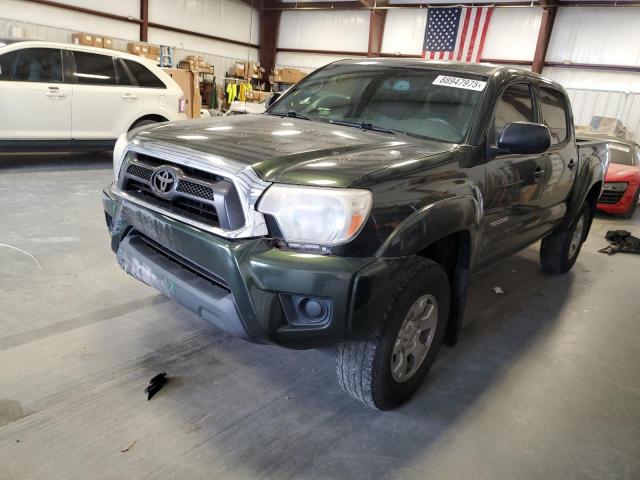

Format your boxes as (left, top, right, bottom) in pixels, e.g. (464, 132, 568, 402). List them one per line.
(432, 75, 487, 91)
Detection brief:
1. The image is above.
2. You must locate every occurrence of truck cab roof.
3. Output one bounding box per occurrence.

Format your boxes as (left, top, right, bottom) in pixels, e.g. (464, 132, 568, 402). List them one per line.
(329, 58, 564, 90)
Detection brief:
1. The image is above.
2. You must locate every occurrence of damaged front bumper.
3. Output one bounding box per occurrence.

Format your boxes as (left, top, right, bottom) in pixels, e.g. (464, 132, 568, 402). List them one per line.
(103, 186, 410, 348)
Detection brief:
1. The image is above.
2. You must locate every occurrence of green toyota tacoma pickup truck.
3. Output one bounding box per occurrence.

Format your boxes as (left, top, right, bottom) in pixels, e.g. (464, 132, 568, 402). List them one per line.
(103, 60, 608, 410)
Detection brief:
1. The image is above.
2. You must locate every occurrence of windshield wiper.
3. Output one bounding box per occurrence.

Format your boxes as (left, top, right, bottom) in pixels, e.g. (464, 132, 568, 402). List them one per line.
(329, 119, 396, 135)
(268, 110, 312, 121)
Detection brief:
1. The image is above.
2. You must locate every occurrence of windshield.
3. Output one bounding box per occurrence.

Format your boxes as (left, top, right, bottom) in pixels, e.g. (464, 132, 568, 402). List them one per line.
(268, 63, 486, 143)
(607, 144, 636, 166)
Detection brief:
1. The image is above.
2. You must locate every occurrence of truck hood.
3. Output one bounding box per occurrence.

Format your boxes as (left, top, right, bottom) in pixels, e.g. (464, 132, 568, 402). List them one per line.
(605, 162, 640, 181)
(132, 115, 456, 187)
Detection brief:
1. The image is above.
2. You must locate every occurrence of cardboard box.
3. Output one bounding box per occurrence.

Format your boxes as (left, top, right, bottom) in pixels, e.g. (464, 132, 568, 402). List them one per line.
(103, 37, 113, 49)
(149, 45, 160, 55)
(127, 42, 141, 54)
(72, 32, 94, 46)
(179, 59, 196, 70)
(279, 67, 306, 84)
(229, 63, 245, 77)
(93, 36, 103, 48)
(140, 44, 149, 54)
(164, 68, 200, 119)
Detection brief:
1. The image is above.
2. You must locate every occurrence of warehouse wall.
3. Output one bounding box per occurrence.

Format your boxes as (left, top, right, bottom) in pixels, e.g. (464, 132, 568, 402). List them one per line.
(276, 10, 369, 70)
(542, 7, 640, 91)
(0, 0, 259, 66)
(0, 0, 139, 40)
(380, 8, 542, 60)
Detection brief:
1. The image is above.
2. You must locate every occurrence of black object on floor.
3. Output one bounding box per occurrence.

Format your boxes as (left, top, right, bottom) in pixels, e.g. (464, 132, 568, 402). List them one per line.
(599, 230, 640, 255)
(145, 373, 168, 400)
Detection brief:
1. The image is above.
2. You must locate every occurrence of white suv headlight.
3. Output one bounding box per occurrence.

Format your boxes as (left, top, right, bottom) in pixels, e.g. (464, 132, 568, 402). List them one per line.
(258, 185, 373, 247)
(112, 133, 129, 181)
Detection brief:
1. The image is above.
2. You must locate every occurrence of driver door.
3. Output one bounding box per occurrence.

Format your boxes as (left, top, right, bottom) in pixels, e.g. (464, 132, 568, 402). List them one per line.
(478, 82, 548, 267)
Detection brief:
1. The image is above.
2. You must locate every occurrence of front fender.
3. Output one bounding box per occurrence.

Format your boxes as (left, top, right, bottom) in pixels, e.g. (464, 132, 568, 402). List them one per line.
(560, 143, 607, 230)
(375, 194, 482, 259)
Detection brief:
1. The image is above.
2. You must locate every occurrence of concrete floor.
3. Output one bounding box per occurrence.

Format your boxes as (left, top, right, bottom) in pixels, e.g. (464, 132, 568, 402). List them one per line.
(1, 154, 639, 480)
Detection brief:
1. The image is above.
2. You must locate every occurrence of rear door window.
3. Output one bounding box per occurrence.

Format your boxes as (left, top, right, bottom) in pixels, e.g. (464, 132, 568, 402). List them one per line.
(539, 86, 568, 144)
(73, 51, 117, 86)
(7, 48, 63, 83)
(493, 83, 535, 141)
(123, 59, 165, 88)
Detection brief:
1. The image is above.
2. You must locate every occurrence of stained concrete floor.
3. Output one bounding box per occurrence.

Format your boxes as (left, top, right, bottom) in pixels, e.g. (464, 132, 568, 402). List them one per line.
(0, 154, 639, 480)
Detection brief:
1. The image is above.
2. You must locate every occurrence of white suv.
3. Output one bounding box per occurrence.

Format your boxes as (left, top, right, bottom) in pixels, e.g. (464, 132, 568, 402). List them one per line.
(0, 41, 187, 151)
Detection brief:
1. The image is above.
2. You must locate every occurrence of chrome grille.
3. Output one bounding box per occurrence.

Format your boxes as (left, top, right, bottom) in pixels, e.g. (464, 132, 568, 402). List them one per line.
(126, 164, 153, 181)
(177, 180, 215, 201)
(119, 156, 245, 230)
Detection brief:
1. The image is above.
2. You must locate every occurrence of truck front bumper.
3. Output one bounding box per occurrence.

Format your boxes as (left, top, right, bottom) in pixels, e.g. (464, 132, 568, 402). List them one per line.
(103, 187, 409, 349)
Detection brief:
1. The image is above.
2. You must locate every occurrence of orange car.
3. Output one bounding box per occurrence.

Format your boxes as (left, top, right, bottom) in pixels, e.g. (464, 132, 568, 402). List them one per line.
(597, 138, 640, 218)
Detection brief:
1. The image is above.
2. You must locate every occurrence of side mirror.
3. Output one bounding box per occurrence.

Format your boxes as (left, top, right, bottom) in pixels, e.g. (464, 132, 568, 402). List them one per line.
(497, 122, 551, 155)
(267, 91, 282, 109)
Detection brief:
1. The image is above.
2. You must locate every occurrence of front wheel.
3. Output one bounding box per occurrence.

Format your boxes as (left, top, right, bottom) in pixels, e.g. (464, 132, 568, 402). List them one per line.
(336, 258, 450, 410)
(540, 206, 590, 274)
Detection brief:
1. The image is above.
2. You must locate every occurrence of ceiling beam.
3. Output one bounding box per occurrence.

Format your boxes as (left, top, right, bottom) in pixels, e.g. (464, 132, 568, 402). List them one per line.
(368, 10, 387, 57)
(532, 1, 558, 73)
(260, 0, 282, 84)
(140, 0, 149, 42)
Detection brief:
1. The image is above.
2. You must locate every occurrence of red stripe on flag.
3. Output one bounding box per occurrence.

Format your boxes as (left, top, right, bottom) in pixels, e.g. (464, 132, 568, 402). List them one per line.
(466, 8, 483, 63)
(448, 51, 454, 60)
(476, 8, 493, 63)
(456, 9, 472, 61)
(430, 51, 435, 60)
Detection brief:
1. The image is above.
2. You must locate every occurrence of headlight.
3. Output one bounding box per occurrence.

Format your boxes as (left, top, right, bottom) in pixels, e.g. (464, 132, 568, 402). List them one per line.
(603, 182, 628, 192)
(112, 133, 128, 181)
(258, 185, 372, 247)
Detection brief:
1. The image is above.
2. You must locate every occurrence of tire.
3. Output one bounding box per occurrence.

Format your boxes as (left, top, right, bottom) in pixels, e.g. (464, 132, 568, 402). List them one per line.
(336, 258, 450, 410)
(128, 118, 159, 132)
(622, 188, 639, 219)
(540, 206, 590, 274)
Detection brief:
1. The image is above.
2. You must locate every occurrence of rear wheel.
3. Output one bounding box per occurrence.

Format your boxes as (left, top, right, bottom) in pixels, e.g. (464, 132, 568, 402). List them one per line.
(336, 258, 450, 410)
(623, 188, 639, 219)
(540, 206, 590, 274)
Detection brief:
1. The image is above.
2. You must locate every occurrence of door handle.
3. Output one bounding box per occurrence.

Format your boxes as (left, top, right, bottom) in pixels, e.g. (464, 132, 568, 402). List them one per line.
(121, 93, 139, 100)
(568, 159, 576, 170)
(46, 86, 65, 98)
(533, 167, 545, 178)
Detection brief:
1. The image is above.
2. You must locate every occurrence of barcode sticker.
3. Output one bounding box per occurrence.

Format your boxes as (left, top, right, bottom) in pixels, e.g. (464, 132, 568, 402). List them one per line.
(432, 75, 487, 91)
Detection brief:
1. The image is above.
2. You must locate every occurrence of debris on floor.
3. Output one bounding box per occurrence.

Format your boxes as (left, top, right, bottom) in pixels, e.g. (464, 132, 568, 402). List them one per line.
(491, 286, 506, 295)
(120, 440, 137, 453)
(144, 373, 168, 401)
(598, 230, 640, 255)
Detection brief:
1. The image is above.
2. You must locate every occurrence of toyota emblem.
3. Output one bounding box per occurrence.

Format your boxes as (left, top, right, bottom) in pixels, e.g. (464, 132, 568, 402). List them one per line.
(151, 167, 177, 195)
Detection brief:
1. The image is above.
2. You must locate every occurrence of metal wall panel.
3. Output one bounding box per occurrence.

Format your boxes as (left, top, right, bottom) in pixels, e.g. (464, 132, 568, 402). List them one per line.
(278, 10, 370, 53)
(566, 87, 640, 143)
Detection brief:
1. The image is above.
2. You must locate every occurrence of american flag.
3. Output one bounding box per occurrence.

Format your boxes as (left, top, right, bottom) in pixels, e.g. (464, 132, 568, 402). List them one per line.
(423, 7, 494, 62)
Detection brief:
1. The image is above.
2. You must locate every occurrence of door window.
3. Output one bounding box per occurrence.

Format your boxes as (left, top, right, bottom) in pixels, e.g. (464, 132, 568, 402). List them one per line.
(73, 52, 117, 86)
(122, 59, 165, 88)
(115, 59, 134, 86)
(493, 83, 534, 142)
(0, 50, 19, 80)
(539, 87, 568, 144)
(5, 48, 62, 83)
